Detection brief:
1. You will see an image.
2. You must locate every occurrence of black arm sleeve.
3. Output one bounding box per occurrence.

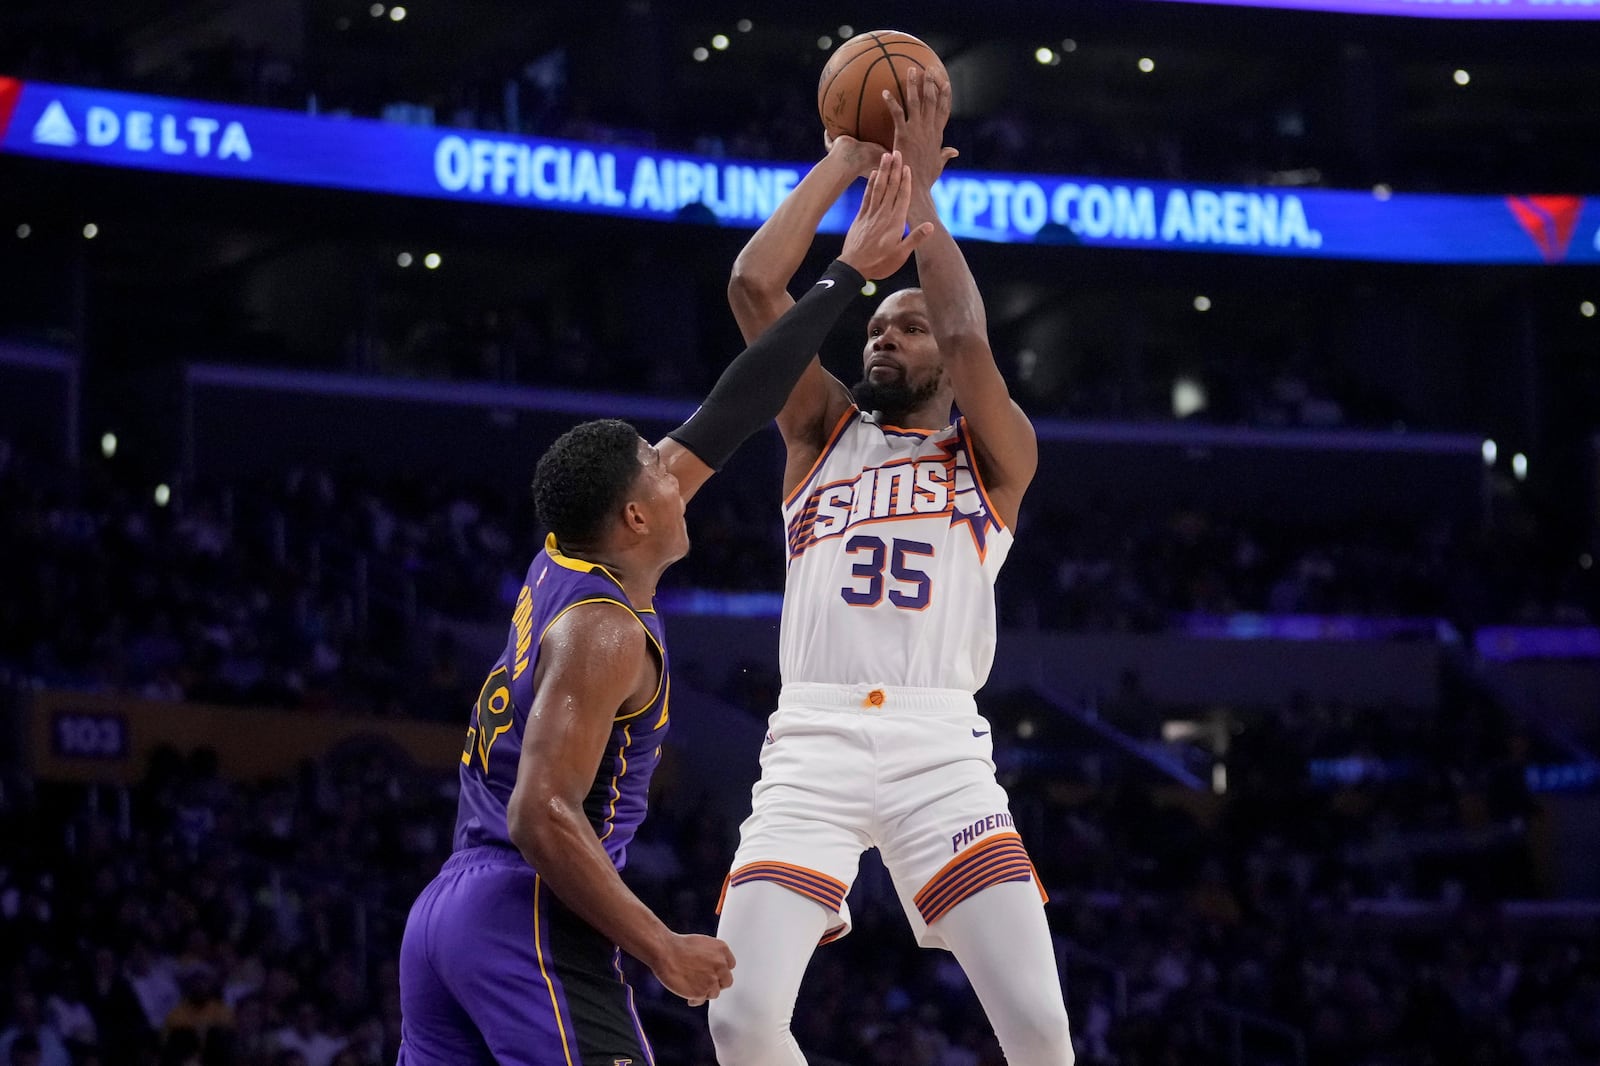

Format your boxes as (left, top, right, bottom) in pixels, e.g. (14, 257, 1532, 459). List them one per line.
(666, 258, 864, 471)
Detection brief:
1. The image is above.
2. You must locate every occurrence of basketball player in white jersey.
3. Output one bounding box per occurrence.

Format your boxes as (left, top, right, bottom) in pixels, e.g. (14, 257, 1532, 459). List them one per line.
(707, 68, 1073, 1065)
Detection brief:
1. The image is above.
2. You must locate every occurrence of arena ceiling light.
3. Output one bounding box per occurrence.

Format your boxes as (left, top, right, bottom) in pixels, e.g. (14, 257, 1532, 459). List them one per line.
(1580, 300, 1596, 318)
(1137, 0, 1600, 19)
(1453, 68, 1471, 86)
(1172, 377, 1207, 418)
(1138, 57, 1156, 73)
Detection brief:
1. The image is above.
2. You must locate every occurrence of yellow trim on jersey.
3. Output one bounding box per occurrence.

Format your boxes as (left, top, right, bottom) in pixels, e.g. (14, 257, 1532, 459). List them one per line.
(956, 417, 1010, 534)
(537, 597, 666, 722)
(652, 674, 671, 729)
(614, 619, 665, 723)
(544, 533, 628, 589)
(598, 724, 634, 844)
(782, 407, 860, 509)
(533, 875, 577, 1066)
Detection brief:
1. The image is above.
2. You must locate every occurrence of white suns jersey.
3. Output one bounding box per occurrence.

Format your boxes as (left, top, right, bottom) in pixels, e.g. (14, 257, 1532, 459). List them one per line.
(779, 410, 1014, 693)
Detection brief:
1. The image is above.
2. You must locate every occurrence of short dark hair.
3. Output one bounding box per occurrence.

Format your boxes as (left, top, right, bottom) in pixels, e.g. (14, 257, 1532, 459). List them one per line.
(532, 419, 645, 544)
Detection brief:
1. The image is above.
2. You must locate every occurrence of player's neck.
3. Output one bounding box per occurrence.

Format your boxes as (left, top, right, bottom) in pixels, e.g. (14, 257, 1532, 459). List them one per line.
(879, 401, 953, 431)
(562, 544, 660, 609)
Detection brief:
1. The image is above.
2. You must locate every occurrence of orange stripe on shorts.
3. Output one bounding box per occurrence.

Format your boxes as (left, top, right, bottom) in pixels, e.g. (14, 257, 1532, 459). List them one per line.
(914, 832, 1044, 925)
(717, 861, 848, 914)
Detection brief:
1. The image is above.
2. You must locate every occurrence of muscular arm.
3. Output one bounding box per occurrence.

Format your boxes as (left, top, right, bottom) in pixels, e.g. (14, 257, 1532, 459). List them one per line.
(506, 603, 670, 966)
(658, 258, 863, 504)
(728, 141, 881, 486)
(660, 151, 933, 502)
(894, 72, 1038, 528)
(907, 206, 1037, 528)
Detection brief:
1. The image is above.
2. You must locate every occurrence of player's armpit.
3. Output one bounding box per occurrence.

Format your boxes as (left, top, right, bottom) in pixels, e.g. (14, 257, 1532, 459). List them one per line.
(507, 602, 672, 966)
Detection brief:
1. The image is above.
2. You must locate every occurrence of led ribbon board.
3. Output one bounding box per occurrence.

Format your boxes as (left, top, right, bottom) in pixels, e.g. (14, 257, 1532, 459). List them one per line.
(1139, 0, 1600, 17)
(1, 78, 1595, 264)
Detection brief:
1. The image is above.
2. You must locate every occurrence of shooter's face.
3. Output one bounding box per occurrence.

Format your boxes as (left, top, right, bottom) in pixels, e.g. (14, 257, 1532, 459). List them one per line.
(854, 288, 944, 421)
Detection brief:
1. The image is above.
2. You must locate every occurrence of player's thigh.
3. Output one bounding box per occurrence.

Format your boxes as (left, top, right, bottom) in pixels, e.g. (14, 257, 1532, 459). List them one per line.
(539, 893, 655, 1066)
(725, 790, 870, 938)
(397, 879, 495, 1065)
(877, 756, 1043, 950)
(726, 713, 874, 928)
(432, 866, 651, 1066)
(745, 709, 875, 840)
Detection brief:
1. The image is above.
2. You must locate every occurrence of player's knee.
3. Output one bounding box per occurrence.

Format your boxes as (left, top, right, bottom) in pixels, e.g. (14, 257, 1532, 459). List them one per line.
(707, 986, 788, 1057)
(1001, 996, 1074, 1066)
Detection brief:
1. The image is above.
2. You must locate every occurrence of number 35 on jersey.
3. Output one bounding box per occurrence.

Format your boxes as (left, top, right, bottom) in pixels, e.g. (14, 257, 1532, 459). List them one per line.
(779, 413, 1014, 692)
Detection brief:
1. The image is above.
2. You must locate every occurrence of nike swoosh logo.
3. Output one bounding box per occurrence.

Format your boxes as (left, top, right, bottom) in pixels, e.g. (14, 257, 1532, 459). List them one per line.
(817, 279, 835, 289)
(972, 729, 989, 737)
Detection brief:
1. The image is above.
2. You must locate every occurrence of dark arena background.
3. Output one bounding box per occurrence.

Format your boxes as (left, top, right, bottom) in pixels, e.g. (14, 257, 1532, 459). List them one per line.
(2, 1, 1599, 1064)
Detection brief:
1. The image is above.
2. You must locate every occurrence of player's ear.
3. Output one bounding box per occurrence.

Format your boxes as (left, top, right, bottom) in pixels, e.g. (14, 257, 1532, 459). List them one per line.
(621, 499, 649, 536)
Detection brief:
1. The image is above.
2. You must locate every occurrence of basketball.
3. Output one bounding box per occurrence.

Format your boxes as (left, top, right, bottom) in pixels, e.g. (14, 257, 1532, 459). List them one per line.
(818, 30, 948, 150)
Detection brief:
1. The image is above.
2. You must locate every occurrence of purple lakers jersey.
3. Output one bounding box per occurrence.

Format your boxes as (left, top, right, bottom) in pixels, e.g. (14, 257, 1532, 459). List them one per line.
(453, 534, 670, 870)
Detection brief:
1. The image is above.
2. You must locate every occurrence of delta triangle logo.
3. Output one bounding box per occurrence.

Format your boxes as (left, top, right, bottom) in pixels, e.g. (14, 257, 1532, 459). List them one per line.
(1506, 195, 1583, 264)
(31, 100, 78, 147)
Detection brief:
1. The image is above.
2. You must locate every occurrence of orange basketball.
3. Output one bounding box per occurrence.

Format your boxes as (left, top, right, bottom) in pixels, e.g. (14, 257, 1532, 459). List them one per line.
(817, 30, 948, 150)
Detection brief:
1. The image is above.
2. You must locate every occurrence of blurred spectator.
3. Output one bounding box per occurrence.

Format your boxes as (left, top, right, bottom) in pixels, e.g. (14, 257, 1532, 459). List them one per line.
(0, 994, 69, 1066)
(163, 968, 235, 1058)
(270, 1001, 344, 1066)
(125, 940, 182, 1034)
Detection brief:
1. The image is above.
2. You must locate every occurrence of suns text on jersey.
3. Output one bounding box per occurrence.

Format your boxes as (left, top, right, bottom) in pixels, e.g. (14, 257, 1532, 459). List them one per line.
(787, 438, 994, 560)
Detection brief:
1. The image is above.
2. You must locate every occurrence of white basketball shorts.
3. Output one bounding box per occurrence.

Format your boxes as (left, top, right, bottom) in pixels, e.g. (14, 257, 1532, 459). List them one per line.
(718, 682, 1046, 950)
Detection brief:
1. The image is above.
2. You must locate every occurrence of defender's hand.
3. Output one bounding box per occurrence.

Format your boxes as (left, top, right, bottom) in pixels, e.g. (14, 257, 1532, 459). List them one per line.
(837, 150, 936, 280)
(650, 932, 735, 1006)
(885, 66, 959, 188)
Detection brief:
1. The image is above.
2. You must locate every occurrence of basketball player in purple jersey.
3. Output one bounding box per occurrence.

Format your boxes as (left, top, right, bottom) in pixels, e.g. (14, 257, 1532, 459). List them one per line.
(396, 154, 933, 1065)
(707, 71, 1073, 1065)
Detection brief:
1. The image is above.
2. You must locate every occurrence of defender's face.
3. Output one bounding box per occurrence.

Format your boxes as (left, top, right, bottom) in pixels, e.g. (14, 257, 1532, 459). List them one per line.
(634, 438, 689, 564)
(862, 289, 942, 396)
